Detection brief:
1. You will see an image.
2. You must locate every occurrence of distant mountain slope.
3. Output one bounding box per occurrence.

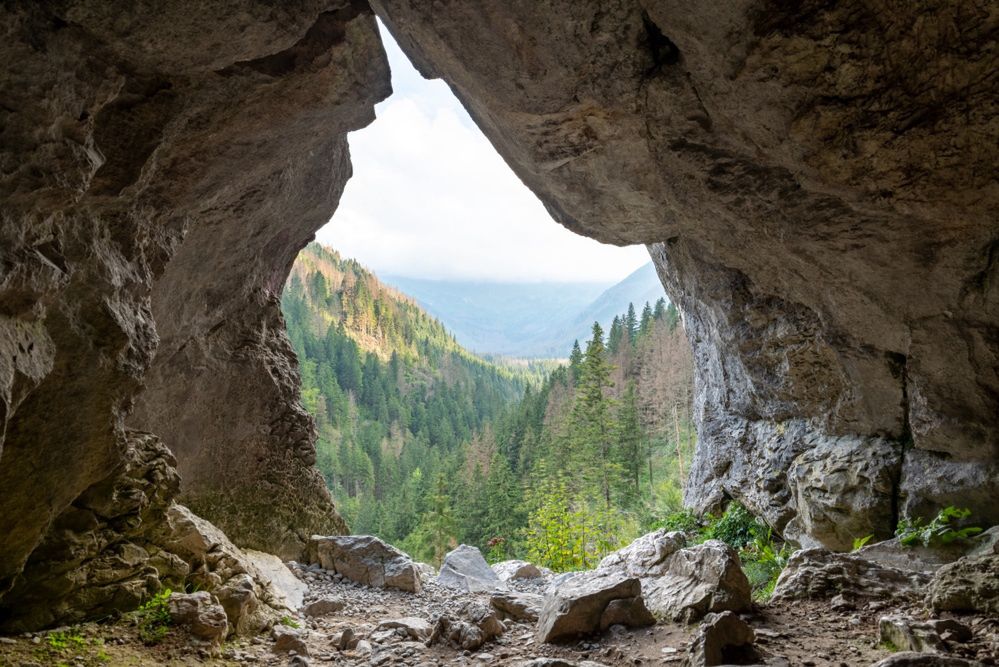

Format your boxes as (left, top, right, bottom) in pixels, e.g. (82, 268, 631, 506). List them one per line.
(383, 262, 666, 357)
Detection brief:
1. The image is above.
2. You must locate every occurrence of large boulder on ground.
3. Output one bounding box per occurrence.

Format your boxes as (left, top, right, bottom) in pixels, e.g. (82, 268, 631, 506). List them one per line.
(168, 591, 229, 644)
(244, 550, 307, 610)
(926, 554, 999, 615)
(879, 615, 972, 654)
(493, 559, 546, 582)
(377, 616, 433, 641)
(307, 535, 420, 593)
(491, 591, 544, 622)
(157, 504, 286, 634)
(642, 540, 751, 622)
(598, 529, 689, 577)
(427, 601, 505, 650)
(272, 624, 309, 655)
(683, 611, 759, 667)
(598, 531, 750, 622)
(437, 544, 502, 593)
(536, 570, 654, 643)
(772, 548, 930, 604)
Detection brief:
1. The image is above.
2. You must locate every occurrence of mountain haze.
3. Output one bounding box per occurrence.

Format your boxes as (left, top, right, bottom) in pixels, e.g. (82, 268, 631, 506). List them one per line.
(384, 262, 666, 357)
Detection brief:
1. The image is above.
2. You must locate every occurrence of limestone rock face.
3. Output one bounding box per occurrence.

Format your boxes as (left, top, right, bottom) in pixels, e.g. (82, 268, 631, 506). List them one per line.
(372, 0, 999, 546)
(308, 535, 421, 593)
(0, 0, 388, 628)
(772, 549, 930, 604)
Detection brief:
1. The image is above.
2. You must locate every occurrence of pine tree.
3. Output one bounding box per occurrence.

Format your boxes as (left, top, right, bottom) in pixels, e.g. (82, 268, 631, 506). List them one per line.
(569, 322, 618, 509)
(607, 316, 624, 355)
(568, 340, 583, 383)
(624, 303, 638, 344)
(615, 381, 644, 506)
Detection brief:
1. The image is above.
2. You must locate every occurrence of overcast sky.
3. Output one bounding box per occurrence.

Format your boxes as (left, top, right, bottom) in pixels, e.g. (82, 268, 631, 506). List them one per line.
(315, 24, 650, 284)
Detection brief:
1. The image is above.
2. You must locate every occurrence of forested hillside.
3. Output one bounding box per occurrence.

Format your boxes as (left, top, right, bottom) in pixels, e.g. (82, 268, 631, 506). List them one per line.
(282, 243, 695, 570)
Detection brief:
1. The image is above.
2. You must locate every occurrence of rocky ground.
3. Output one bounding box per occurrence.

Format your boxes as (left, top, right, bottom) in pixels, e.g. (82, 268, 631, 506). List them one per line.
(1, 545, 996, 667)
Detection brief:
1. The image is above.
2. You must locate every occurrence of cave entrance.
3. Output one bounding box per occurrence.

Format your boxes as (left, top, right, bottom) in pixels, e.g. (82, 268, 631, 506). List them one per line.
(279, 25, 695, 568)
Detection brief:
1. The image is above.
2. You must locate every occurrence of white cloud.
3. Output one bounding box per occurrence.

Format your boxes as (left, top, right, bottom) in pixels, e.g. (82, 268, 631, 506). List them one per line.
(316, 24, 650, 284)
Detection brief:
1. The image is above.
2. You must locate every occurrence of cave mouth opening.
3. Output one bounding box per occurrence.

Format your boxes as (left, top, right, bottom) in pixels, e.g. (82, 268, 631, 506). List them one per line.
(277, 24, 696, 565)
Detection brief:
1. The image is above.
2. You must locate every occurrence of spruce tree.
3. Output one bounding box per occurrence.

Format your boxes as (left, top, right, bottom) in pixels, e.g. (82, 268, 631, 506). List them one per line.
(625, 303, 638, 344)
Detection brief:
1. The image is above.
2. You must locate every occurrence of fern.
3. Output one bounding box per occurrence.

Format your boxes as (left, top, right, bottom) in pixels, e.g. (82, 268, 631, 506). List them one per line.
(896, 507, 982, 548)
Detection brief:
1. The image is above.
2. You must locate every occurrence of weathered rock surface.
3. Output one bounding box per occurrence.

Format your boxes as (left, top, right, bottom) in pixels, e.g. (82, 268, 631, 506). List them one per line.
(245, 550, 308, 610)
(491, 590, 544, 622)
(168, 591, 229, 644)
(772, 548, 930, 603)
(856, 539, 970, 574)
(376, 616, 433, 641)
(0, 0, 388, 628)
(926, 554, 999, 615)
(372, 0, 999, 550)
(2, 0, 997, 632)
(879, 615, 972, 654)
(683, 611, 758, 667)
(308, 535, 421, 593)
(427, 601, 505, 651)
(303, 596, 345, 617)
(437, 544, 503, 593)
(493, 559, 546, 582)
(598, 531, 751, 622)
(273, 624, 310, 655)
(536, 570, 654, 643)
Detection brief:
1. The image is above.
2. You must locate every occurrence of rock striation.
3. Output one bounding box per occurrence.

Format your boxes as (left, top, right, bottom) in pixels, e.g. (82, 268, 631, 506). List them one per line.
(371, 0, 999, 549)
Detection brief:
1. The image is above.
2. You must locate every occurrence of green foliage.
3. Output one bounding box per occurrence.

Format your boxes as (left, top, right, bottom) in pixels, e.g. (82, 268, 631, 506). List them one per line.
(739, 529, 792, 601)
(702, 502, 767, 549)
(852, 534, 873, 551)
(896, 506, 983, 548)
(653, 508, 701, 534)
(135, 588, 172, 645)
(283, 243, 696, 567)
(46, 629, 87, 652)
(279, 616, 301, 629)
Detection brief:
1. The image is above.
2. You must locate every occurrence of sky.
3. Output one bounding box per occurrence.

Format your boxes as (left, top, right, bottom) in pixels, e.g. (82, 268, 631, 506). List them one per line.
(315, 23, 650, 285)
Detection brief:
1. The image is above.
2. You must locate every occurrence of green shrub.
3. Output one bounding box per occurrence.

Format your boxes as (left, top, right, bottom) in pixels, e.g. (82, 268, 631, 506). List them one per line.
(739, 528, 792, 601)
(279, 615, 301, 629)
(135, 588, 172, 645)
(653, 508, 701, 534)
(852, 534, 873, 551)
(896, 506, 983, 548)
(703, 502, 766, 549)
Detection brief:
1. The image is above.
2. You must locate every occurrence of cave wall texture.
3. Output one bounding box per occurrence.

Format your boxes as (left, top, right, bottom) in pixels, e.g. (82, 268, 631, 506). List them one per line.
(0, 0, 996, 629)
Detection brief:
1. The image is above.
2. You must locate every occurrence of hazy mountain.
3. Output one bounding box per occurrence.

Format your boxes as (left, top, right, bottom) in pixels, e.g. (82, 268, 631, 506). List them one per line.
(383, 262, 666, 357)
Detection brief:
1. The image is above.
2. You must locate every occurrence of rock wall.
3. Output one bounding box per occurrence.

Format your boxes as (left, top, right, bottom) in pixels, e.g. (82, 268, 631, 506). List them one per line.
(0, 0, 389, 623)
(1, 0, 996, 632)
(371, 0, 998, 549)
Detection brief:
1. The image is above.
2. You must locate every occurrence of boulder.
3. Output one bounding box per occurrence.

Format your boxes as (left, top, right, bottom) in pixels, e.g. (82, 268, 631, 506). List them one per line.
(491, 591, 544, 622)
(272, 624, 309, 655)
(492, 560, 545, 582)
(244, 550, 307, 610)
(303, 597, 344, 617)
(599, 532, 750, 623)
(438, 544, 503, 593)
(426, 602, 504, 650)
(879, 615, 972, 654)
(536, 570, 654, 643)
(377, 617, 433, 641)
(683, 611, 759, 667)
(598, 597, 655, 631)
(868, 653, 981, 666)
(640, 540, 751, 622)
(308, 535, 420, 593)
(772, 549, 930, 604)
(167, 591, 229, 644)
(415, 562, 437, 582)
(597, 529, 688, 577)
(855, 538, 968, 574)
(926, 554, 999, 614)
